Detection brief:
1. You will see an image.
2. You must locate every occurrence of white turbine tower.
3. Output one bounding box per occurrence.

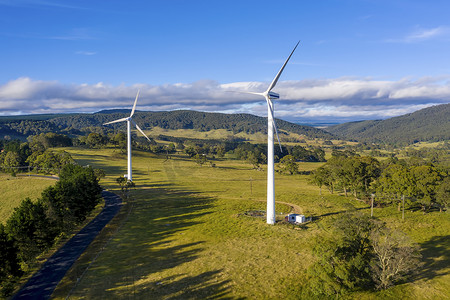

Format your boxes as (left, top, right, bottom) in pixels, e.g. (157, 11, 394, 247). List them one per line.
(103, 91, 151, 182)
(243, 41, 300, 224)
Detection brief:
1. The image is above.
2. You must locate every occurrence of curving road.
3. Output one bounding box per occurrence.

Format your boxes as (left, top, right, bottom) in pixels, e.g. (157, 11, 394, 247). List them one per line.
(12, 190, 122, 300)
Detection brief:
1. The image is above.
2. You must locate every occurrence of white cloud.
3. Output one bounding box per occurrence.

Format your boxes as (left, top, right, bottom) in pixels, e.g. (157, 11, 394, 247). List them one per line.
(0, 76, 448, 122)
(386, 26, 450, 43)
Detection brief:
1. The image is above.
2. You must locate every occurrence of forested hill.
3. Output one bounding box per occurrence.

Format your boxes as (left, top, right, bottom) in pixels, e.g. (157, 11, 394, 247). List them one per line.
(0, 110, 335, 140)
(51, 110, 335, 139)
(326, 103, 450, 145)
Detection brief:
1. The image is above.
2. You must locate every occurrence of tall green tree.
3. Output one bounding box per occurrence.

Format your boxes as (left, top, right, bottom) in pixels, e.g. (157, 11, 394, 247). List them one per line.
(306, 212, 380, 296)
(5, 199, 57, 263)
(279, 154, 298, 175)
(0, 224, 22, 290)
(42, 164, 101, 231)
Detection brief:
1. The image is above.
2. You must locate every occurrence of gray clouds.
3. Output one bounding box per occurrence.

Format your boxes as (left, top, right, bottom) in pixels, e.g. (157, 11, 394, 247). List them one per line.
(0, 76, 449, 123)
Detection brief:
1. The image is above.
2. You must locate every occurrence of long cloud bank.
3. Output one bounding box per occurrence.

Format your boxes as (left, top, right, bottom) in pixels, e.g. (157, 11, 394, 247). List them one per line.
(0, 77, 449, 123)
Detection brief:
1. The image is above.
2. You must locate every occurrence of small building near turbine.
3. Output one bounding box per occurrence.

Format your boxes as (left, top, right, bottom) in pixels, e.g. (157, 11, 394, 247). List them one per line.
(286, 214, 305, 224)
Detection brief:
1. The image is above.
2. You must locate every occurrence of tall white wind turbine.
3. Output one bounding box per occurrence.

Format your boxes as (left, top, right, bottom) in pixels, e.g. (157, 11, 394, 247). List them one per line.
(243, 41, 299, 224)
(103, 91, 151, 182)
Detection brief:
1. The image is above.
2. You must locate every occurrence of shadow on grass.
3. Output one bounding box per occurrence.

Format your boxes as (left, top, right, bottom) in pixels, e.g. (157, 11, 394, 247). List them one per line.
(412, 235, 450, 282)
(66, 186, 233, 299)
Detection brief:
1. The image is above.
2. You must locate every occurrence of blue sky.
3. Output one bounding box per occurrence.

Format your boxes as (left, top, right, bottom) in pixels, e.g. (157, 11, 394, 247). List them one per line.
(1, 0, 450, 123)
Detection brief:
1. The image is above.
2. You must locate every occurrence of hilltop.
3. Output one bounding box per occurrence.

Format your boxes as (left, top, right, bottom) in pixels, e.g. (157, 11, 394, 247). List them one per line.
(326, 103, 450, 145)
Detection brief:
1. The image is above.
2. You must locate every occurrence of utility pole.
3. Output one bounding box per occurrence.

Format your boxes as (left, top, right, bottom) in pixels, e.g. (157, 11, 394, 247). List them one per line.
(371, 193, 375, 217)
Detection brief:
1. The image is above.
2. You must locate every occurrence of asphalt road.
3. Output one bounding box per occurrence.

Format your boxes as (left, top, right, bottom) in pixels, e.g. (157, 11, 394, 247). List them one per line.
(12, 190, 122, 300)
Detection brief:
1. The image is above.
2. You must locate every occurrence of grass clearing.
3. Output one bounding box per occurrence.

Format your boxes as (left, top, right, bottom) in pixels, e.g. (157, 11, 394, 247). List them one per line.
(51, 147, 449, 299)
(0, 174, 55, 223)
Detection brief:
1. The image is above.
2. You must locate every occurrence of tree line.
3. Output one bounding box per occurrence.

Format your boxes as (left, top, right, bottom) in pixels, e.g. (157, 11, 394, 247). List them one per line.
(311, 151, 449, 213)
(0, 134, 74, 176)
(0, 164, 102, 297)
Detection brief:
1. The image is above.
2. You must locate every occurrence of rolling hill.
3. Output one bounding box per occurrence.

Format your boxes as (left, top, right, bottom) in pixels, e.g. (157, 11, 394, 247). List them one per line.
(0, 110, 335, 140)
(326, 103, 450, 145)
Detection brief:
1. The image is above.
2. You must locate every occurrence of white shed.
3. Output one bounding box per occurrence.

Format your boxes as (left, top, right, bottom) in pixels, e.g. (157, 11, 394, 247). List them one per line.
(286, 214, 305, 224)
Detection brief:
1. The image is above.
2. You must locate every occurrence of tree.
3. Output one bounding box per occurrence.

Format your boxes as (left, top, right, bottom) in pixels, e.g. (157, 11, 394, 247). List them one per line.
(279, 155, 298, 175)
(0, 224, 22, 295)
(306, 212, 380, 296)
(26, 149, 74, 173)
(375, 163, 414, 212)
(3, 151, 20, 174)
(371, 228, 422, 289)
(113, 132, 127, 152)
(94, 168, 106, 182)
(116, 176, 135, 199)
(306, 212, 422, 295)
(311, 165, 335, 194)
(410, 165, 446, 213)
(86, 132, 107, 148)
(436, 176, 450, 212)
(5, 198, 57, 263)
(194, 153, 207, 166)
(42, 164, 101, 231)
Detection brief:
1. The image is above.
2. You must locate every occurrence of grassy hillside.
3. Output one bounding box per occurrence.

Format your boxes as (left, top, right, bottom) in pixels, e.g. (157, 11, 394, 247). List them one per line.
(50, 148, 449, 299)
(0, 110, 333, 141)
(326, 103, 450, 145)
(50, 110, 336, 140)
(0, 175, 55, 223)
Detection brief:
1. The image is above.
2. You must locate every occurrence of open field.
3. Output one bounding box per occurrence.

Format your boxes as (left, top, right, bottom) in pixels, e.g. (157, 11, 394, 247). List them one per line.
(0, 175, 55, 223)
(52, 147, 449, 299)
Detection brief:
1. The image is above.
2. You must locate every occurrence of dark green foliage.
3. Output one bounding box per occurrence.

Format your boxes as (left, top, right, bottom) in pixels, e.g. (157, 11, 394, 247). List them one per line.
(375, 161, 448, 212)
(50, 110, 335, 140)
(26, 149, 75, 173)
(42, 165, 102, 230)
(436, 177, 450, 211)
(311, 155, 381, 198)
(30, 132, 73, 149)
(0, 224, 22, 290)
(326, 103, 450, 145)
(307, 212, 379, 296)
(306, 212, 421, 296)
(85, 132, 108, 148)
(0, 120, 60, 140)
(289, 145, 325, 162)
(5, 199, 57, 263)
(279, 155, 298, 174)
(0, 161, 103, 296)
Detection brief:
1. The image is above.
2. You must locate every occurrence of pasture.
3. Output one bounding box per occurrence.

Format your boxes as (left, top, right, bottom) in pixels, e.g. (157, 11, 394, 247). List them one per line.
(0, 175, 55, 224)
(52, 147, 449, 299)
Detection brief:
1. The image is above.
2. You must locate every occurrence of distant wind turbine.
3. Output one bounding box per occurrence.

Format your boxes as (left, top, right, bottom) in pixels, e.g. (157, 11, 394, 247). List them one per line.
(103, 91, 151, 181)
(237, 41, 300, 225)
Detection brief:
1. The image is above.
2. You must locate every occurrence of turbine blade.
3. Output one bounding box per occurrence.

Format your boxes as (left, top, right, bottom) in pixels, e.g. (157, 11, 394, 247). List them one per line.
(266, 40, 300, 93)
(130, 90, 140, 117)
(103, 117, 129, 125)
(266, 98, 283, 152)
(132, 119, 151, 142)
(227, 90, 265, 97)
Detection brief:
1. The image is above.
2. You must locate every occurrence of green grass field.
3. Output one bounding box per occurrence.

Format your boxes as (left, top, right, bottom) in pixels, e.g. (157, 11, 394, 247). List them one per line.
(52, 147, 449, 299)
(0, 175, 55, 224)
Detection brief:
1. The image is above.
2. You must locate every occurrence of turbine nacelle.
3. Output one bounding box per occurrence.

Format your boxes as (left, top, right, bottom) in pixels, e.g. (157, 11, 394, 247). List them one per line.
(267, 91, 279, 100)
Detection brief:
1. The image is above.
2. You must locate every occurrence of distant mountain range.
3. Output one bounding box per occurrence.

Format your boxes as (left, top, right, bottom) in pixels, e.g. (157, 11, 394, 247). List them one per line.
(0, 110, 335, 140)
(325, 103, 450, 145)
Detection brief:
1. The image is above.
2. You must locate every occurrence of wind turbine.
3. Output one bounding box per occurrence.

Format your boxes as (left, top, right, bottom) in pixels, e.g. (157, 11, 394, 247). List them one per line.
(103, 91, 151, 182)
(242, 41, 300, 225)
